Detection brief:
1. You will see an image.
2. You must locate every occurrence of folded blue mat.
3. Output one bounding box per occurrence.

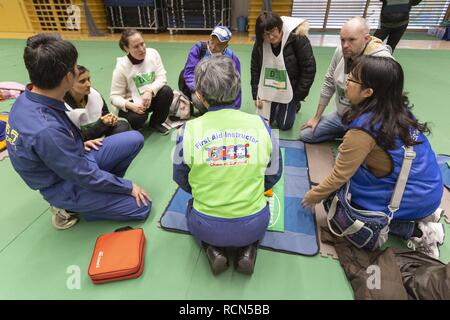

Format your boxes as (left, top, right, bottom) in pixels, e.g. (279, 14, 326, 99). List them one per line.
(437, 154, 450, 190)
(160, 140, 319, 256)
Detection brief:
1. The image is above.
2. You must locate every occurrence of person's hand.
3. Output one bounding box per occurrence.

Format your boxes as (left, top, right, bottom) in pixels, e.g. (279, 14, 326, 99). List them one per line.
(126, 101, 146, 114)
(100, 114, 110, 125)
(131, 183, 151, 208)
(301, 192, 316, 208)
(84, 138, 103, 152)
(141, 90, 153, 109)
(110, 114, 118, 126)
(100, 113, 117, 126)
(301, 117, 321, 132)
(255, 98, 264, 109)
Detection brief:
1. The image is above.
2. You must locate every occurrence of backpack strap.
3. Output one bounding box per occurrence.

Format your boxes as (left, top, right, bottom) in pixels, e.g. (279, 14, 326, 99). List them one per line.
(178, 42, 208, 96)
(199, 41, 207, 59)
(388, 146, 416, 214)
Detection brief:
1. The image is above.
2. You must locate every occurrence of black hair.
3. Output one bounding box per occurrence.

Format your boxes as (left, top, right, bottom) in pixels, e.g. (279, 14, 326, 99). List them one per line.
(119, 29, 142, 51)
(255, 11, 283, 43)
(23, 33, 78, 90)
(343, 55, 430, 150)
(76, 65, 88, 75)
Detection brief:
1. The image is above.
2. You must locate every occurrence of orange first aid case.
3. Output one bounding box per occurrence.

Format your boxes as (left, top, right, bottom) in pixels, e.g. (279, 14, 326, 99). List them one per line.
(88, 227, 146, 284)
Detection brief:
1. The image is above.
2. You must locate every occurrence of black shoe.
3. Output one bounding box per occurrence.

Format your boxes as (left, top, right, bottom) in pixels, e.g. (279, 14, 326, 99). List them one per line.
(203, 244, 229, 275)
(150, 122, 169, 135)
(235, 243, 258, 275)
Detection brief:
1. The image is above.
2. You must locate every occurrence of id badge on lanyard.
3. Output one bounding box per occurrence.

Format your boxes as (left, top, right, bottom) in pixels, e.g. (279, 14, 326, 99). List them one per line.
(263, 68, 288, 90)
(133, 72, 155, 95)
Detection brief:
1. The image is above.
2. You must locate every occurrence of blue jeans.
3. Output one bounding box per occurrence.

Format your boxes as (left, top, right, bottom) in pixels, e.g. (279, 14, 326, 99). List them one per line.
(389, 220, 415, 240)
(300, 111, 346, 143)
(44, 131, 151, 221)
(270, 100, 299, 131)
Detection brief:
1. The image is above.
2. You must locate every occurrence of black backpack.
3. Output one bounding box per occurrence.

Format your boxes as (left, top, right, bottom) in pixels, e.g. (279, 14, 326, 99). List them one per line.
(178, 42, 207, 98)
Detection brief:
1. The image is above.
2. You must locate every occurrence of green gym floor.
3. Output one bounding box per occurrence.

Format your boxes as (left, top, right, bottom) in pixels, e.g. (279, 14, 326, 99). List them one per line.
(0, 39, 449, 300)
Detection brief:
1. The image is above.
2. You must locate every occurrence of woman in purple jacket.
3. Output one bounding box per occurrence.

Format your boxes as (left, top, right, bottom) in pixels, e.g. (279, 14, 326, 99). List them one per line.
(178, 26, 241, 114)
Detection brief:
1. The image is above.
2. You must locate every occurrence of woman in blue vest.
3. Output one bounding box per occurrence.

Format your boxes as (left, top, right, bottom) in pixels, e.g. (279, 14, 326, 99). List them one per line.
(303, 56, 444, 259)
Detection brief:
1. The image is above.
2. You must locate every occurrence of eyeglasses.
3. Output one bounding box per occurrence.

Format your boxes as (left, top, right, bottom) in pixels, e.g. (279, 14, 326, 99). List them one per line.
(346, 75, 363, 85)
(263, 28, 280, 37)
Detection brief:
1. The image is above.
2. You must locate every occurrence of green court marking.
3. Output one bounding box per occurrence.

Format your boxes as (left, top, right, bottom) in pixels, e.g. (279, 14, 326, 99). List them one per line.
(267, 148, 285, 232)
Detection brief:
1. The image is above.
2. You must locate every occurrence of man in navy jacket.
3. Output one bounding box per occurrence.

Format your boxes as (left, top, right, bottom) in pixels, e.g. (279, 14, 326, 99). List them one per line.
(6, 33, 151, 229)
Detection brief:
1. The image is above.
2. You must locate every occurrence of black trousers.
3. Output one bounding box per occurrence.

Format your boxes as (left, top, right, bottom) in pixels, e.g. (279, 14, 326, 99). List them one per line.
(373, 24, 408, 52)
(104, 119, 131, 137)
(119, 85, 173, 130)
(269, 100, 300, 131)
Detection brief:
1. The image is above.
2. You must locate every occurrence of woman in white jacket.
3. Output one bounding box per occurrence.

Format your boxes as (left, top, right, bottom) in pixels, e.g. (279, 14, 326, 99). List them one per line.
(110, 29, 173, 134)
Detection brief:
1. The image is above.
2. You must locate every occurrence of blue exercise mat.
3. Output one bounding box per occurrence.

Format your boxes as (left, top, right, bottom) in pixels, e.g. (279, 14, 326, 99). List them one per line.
(159, 140, 319, 256)
(437, 154, 450, 190)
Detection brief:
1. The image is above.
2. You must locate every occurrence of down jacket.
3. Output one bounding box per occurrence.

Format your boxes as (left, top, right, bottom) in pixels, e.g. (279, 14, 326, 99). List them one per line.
(250, 21, 316, 102)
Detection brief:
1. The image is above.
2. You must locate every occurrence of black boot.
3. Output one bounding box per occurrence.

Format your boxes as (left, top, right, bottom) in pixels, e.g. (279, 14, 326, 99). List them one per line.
(203, 243, 229, 275)
(235, 242, 258, 275)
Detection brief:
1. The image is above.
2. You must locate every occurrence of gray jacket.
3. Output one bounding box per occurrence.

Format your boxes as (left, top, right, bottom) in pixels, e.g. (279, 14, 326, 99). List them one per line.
(319, 37, 393, 116)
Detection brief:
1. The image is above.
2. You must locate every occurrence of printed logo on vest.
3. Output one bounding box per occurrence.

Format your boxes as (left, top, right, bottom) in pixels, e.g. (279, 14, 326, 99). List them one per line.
(205, 144, 250, 166)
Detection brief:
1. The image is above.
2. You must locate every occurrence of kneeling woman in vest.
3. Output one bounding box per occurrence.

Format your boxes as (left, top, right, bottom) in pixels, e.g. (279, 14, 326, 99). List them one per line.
(64, 65, 130, 141)
(303, 56, 444, 259)
(173, 56, 283, 275)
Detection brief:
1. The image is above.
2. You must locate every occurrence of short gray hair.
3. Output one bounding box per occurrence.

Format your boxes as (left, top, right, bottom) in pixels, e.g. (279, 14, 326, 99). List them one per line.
(194, 55, 240, 106)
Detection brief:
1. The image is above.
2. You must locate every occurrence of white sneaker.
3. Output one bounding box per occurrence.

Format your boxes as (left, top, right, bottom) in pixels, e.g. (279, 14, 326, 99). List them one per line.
(50, 207, 79, 230)
(407, 222, 445, 259)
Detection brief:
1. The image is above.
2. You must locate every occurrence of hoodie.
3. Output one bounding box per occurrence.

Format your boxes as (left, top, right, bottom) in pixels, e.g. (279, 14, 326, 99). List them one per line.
(251, 20, 317, 102)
